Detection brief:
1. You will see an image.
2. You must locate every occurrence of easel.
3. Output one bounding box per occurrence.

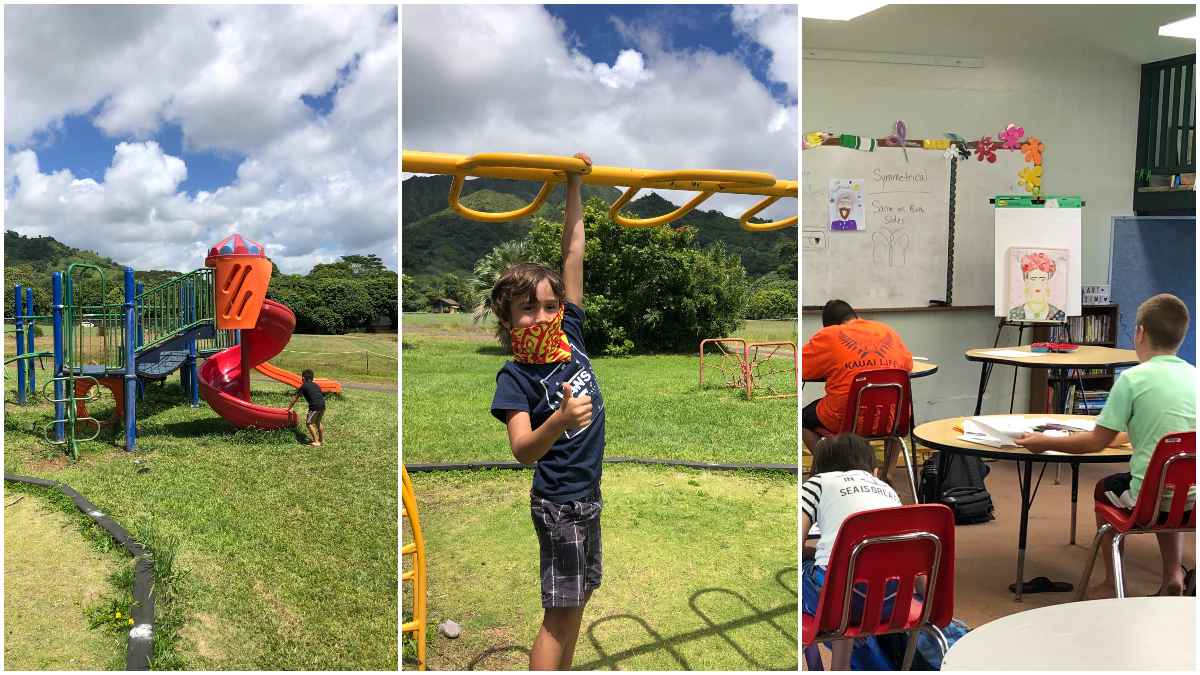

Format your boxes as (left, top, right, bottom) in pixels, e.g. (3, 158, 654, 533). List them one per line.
(985, 195, 1091, 486)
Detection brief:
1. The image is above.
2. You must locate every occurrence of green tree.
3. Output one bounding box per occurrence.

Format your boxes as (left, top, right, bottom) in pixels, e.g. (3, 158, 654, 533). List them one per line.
(526, 197, 748, 355)
(745, 289, 796, 320)
(776, 240, 798, 279)
(401, 274, 426, 313)
(466, 240, 542, 339)
(341, 253, 386, 278)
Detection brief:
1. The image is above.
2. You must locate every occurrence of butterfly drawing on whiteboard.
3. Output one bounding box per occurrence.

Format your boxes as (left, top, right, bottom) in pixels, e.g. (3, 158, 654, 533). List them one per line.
(871, 227, 909, 268)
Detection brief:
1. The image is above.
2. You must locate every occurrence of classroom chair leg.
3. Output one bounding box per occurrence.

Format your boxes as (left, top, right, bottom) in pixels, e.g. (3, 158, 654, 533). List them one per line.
(803, 643, 824, 671)
(900, 629, 920, 670)
(897, 437, 919, 505)
(1074, 523, 1112, 601)
(1111, 531, 1129, 599)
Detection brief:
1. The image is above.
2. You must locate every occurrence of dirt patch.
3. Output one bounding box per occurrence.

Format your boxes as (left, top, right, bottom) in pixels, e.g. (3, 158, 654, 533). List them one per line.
(179, 612, 227, 662)
(429, 626, 530, 671)
(403, 327, 496, 342)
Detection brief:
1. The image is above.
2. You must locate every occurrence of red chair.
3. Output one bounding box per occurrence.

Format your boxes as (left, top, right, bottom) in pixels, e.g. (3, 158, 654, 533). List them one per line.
(802, 504, 956, 671)
(816, 368, 919, 502)
(1075, 431, 1196, 600)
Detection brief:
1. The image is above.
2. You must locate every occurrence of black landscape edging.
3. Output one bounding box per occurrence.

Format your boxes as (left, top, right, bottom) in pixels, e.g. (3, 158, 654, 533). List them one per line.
(4, 473, 154, 670)
(404, 458, 797, 475)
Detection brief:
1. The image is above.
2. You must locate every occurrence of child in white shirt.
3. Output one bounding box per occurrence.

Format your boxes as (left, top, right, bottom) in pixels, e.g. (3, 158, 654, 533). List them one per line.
(802, 434, 903, 670)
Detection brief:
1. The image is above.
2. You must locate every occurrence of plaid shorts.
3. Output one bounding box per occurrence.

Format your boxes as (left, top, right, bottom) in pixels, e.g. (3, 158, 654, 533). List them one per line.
(530, 486, 603, 608)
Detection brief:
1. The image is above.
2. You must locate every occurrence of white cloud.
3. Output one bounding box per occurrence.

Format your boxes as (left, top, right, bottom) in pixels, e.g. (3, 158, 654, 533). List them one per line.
(402, 5, 796, 223)
(731, 5, 799, 99)
(4, 5, 398, 274)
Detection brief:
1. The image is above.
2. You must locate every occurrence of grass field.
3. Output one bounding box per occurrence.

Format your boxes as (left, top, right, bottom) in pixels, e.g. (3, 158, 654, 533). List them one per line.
(403, 465, 798, 671)
(401, 333, 798, 465)
(3, 370, 398, 669)
(5, 329, 398, 385)
(4, 487, 128, 670)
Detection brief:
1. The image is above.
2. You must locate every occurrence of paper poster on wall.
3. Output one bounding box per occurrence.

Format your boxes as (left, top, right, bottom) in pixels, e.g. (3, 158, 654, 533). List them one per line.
(1006, 247, 1069, 321)
(828, 178, 864, 231)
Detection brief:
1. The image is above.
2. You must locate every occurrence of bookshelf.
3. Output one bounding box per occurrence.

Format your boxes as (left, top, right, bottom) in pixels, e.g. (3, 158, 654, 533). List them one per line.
(1028, 304, 1121, 414)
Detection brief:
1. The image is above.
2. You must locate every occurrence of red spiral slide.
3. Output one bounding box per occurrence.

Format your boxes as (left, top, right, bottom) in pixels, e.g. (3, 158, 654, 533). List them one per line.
(198, 299, 300, 429)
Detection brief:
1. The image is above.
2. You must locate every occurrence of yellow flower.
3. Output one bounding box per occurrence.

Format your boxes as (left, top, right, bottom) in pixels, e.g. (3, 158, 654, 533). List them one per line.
(115, 612, 121, 618)
(129, 619, 134, 625)
(1018, 165, 1043, 192)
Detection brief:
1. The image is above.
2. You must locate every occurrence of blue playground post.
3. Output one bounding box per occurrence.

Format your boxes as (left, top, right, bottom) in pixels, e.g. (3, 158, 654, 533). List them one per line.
(187, 280, 199, 408)
(15, 285, 25, 406)
(135, 281, 145, 402)
(234, 328, 241, 345)
(52, 273, 64, 442)
(123, 268, 137, 452)
(26, 287, 35, 398)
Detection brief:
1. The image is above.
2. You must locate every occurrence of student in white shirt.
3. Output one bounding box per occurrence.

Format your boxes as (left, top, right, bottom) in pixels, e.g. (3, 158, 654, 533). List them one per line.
(802, 434, 903, 670)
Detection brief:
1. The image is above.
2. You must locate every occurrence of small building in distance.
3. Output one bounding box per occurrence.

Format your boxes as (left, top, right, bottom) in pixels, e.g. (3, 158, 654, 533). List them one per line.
(430, 298, 459, 314)
(368, 315, 395, 333)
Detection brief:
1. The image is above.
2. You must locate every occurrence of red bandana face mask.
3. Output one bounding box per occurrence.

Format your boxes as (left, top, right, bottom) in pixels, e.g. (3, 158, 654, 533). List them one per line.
(510, 305, 573, 364)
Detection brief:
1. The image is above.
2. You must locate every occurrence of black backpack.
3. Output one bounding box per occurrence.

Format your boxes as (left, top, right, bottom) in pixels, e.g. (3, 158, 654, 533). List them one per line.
(920, 453, 995, 524)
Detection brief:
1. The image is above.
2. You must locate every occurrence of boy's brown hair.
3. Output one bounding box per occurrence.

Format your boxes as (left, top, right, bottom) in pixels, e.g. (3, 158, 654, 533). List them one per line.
(811, 433, 877, 475)
(489, 262, 565, 345)
(1136, 293, 1190, 351)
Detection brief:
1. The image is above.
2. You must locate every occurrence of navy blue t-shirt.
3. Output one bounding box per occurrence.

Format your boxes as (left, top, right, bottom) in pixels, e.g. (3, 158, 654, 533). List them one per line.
(491, 302, 606, 502)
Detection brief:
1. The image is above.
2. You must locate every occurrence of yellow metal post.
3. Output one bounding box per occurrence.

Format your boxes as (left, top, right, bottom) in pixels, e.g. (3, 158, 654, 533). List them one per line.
(401, 463, 427, 671)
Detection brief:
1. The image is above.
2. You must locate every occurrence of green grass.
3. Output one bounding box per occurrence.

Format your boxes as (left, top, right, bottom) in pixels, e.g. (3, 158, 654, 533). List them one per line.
(728, 319, 798, 345)
(3, 375, 398, 670)
(401, 334, 798, 465)
(402, 314, 798, 344)
(403, 465, 797, 671)
(4, 486, 127, 670)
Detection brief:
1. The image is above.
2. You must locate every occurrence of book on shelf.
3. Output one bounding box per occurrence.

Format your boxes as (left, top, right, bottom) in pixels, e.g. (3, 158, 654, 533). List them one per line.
(1049, 314, 1111, 343)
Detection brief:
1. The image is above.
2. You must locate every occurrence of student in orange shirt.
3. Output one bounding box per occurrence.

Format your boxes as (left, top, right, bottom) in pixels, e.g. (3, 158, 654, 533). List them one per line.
(802, 300, 914, 486)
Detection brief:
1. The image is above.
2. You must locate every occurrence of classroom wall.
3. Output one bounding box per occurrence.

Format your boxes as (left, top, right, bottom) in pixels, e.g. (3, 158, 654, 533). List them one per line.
(802, 5, 1179, 420)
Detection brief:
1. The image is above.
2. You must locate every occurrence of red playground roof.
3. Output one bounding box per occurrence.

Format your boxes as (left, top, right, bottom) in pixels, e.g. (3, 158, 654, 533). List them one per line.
(208, 234, 266, 258)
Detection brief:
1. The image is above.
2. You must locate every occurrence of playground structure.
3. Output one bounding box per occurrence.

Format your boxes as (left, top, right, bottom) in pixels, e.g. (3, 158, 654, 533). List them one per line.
(700, 338, 798, 401)
(402, 463, 428, 671)
(402, 151, 797, 231)
(5, 234, 340, 457)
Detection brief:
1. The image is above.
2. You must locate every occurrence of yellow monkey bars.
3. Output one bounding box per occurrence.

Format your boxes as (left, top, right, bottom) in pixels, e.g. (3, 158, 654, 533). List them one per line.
(403, 151, 798, 231)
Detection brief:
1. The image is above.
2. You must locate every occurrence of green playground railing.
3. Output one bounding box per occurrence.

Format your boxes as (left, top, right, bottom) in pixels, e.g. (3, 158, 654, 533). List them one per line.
(42, 375, 101, 460)
(134, 267, 216, 353)
(65, 264, 123, 374)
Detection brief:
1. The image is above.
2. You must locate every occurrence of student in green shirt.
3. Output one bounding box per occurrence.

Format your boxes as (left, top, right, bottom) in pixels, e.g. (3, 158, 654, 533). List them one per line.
(1015, 294, 1196, 599)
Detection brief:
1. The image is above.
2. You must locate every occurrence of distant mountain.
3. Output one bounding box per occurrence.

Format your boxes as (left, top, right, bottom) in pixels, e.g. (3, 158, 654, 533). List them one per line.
(401, 174, 795, 281)
(5, 230, 127, 276)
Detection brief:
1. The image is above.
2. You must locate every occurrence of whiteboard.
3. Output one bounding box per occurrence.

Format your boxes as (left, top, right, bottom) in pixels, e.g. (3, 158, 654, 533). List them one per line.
(802, 145, 1026, 309)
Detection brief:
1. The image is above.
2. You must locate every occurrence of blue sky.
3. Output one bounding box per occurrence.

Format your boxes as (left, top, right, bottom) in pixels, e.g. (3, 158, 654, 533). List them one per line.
(544, 4, 796, 105)
(5, 5, 398, 274)
(403, 4, 797, 223)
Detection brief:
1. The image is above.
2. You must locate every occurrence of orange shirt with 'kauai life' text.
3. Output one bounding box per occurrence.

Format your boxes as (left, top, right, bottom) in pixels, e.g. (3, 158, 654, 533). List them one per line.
(802, 319, 913, 431)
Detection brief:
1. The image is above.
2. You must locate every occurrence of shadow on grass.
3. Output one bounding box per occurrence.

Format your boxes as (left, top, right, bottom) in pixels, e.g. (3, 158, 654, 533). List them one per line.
(474, 344, 509, 357)
(463, 566, 799, 671)
(466, 645, 532, 670)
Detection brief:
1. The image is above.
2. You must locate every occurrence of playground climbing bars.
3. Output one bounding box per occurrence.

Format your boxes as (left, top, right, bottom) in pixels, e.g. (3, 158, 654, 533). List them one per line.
(402, 151, 797, 231)
(402, 463, 428, 671)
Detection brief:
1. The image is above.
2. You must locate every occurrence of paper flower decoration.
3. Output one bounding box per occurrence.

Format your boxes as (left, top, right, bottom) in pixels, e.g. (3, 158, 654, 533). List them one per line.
(1021, 137, 1044, 165)
(944, 144, 958, 160)
(1018, 165, 1043, 192)
(955, 143, 971, 160)
(946, 132, 967, 143)
(1031, 186, 1044, 198)
(999, 124, 1024, 150)
(975, 136, 997, 163)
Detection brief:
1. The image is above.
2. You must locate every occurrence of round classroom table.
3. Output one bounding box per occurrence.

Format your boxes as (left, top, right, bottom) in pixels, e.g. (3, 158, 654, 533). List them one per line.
(801, 360, 939, 383)
(941, 596, 1196, 671)
(911, 415, 1132, 602)
(964, 345, 1138, 417)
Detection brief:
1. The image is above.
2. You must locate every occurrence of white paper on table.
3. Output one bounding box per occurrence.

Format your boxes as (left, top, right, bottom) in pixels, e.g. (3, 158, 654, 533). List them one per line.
(977, 349, 1047, 358)
(967, 416, 1033, 439)
(957, 433, 1017, 448)
(913, 356, 929, 361)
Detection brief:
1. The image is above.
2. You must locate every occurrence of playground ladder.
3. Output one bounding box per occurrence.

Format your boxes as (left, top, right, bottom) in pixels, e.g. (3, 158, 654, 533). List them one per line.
(402, 463, 428, 671)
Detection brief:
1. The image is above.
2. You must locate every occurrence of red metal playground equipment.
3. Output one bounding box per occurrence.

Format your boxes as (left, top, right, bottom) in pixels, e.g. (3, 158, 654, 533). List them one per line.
(6, 234, 340, 458)
(700, 338, 798, 401)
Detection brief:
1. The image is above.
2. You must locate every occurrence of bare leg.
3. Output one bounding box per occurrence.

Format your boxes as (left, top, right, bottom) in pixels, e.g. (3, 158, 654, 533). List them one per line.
(306, 423, 319, 445)
(1085, 513, 1124, 599)
(530, 590, 592, 671)
(317, 422, 324, 445)
(802, 428, 822, 453)
(881, 438, 904, 487)
(1156, 532, 1185, 596)
(831, 639, 853, 671)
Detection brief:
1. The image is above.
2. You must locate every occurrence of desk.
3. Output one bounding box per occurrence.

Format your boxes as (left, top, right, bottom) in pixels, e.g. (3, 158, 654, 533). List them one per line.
(802, 361, 939, 383)
(964, 345, 1138, 416)
(941, 596, 1196, 671)
(912, 415, 1132, 602)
